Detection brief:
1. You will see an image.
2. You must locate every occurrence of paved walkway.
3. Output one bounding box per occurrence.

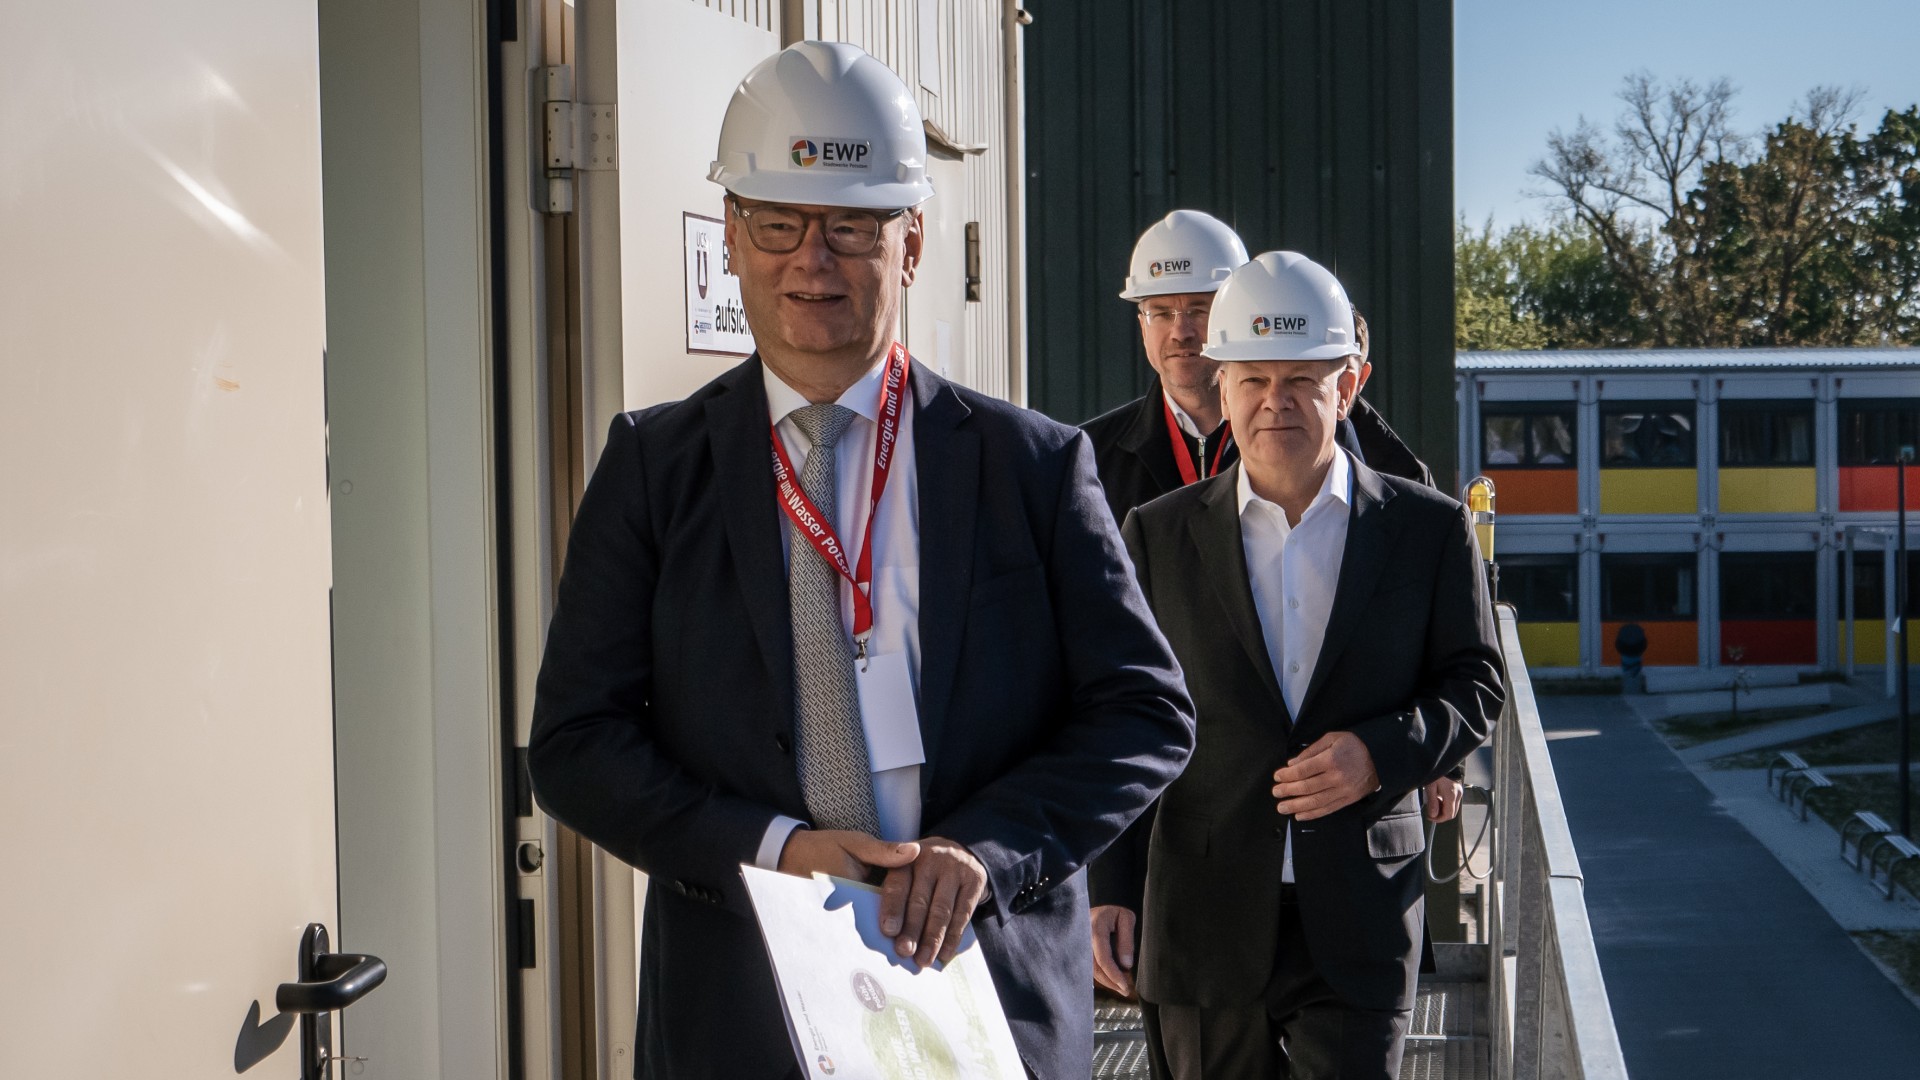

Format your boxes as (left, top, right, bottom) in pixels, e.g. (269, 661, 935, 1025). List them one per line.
(1539, 695, 1920, 1080)
(1693, 769, 1920, 932)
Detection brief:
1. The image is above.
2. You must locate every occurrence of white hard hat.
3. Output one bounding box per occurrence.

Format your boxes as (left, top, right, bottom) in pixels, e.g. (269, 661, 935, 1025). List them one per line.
(1202, 251, 1358, 362)
(709, 41, 934, 209)
(1119, 210, 1249, 300)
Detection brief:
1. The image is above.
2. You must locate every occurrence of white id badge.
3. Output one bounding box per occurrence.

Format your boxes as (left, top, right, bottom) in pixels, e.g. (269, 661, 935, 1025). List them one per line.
(854, 651, 925, 772)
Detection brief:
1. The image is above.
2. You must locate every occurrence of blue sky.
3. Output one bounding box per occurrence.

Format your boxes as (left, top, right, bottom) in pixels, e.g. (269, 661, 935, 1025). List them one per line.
(1455, 0, 1920, 228)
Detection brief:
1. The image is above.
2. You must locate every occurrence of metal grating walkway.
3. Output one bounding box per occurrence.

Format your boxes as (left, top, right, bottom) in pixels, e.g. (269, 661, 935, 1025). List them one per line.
(1092, 969, 1489, 1079)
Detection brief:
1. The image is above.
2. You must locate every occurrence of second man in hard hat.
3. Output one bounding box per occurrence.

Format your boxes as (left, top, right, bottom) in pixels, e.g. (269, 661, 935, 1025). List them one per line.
(1083, 210, 1250, 526)
(527, 41, 1194, 1080)
(1116, 251, 1502, 1079)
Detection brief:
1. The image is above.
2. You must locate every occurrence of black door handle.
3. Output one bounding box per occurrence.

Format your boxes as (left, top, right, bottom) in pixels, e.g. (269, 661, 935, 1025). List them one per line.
(273, 924, 386, 1080)
(277, 950, 387, 1013)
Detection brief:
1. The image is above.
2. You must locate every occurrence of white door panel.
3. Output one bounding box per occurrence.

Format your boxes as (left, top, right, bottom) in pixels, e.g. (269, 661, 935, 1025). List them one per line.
(1, 2, 338, 1076)
(615, 0, 783, 409)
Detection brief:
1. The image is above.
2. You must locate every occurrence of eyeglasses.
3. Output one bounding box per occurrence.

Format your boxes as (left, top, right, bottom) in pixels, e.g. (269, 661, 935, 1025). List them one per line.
(730, 200, 909, 256)
(1138, 305, 1212, 326)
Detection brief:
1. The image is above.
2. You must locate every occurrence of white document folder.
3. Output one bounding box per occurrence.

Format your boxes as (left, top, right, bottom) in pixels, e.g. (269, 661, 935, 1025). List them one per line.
(741, 863, 1026, 1079)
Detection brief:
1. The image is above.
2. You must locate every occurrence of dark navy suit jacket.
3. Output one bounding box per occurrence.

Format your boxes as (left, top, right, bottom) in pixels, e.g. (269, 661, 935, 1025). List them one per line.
(528, 356, 1195, 1079)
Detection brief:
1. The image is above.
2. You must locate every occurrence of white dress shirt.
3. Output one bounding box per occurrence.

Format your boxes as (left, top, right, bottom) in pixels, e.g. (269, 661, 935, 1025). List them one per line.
(754, 358, 924, 868)
(1236, 449, 1352, 881)
(1164, 391, 1206, 439)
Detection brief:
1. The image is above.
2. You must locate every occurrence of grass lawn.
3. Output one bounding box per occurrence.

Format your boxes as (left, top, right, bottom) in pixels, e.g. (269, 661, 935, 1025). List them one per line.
(1854, 930, 1920, 1002)
(1652, 704, 1832, 749)
(1718, 718, 1910, 770)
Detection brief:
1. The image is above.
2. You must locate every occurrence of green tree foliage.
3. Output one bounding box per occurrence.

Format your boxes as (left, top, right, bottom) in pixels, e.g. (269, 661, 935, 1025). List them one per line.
(1459, 74, 1920, 350)
(1456, 218, 1635, 349)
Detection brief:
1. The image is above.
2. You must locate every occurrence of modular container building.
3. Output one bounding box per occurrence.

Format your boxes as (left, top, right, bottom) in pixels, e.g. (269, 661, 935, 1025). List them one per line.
(1459, 347, 1920, 677)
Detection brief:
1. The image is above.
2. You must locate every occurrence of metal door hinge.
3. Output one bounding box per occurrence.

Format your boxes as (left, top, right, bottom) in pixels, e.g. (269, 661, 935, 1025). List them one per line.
(539, 65, 617, 215)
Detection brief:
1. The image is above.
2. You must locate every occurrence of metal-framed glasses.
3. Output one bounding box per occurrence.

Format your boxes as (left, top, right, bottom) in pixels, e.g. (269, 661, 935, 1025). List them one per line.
(1138, 304, 1212, 326)
(730, 200, 909, 256)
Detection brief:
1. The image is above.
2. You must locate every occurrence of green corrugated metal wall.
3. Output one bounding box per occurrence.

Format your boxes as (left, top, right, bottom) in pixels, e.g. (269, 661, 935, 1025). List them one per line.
(1022, 0, 1458, 482)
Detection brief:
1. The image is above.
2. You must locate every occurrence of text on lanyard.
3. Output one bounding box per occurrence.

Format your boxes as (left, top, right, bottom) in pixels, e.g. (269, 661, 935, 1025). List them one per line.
(769, 342, 910, 654)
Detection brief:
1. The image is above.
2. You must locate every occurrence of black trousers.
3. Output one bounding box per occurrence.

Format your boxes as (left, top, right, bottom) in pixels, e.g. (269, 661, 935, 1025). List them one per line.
(1149, 887, 1411, 1080)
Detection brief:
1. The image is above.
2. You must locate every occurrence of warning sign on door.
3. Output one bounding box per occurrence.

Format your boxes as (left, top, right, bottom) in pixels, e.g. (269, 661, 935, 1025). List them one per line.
(684, 212, 753, 357)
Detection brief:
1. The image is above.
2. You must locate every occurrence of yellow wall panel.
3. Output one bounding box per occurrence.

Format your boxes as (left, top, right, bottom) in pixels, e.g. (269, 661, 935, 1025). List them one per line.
(1516, 621, 1581, 668)
(1837, 619, 1920, 664)
(1599, 469, 1697, 515)
(1719, 468, 1816, 514)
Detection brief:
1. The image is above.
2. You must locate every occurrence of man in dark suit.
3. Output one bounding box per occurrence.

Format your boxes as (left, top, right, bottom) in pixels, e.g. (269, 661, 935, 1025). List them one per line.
(1117, 251, 1503, 1078)
(1086, 246, 1456, 1013)
(527, 43, 1194, 1080)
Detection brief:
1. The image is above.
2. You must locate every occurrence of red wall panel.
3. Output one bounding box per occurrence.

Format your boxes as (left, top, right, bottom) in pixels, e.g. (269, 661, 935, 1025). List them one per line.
(1719, 620, 1818, 666)
(1838, 467, 1920, 512)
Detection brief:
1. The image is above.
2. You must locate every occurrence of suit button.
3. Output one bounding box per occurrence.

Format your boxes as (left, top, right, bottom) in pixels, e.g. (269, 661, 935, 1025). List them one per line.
(774, 733, 792, 754)
(1273, 826, 1285, 838)
(672, 880, 687, 894)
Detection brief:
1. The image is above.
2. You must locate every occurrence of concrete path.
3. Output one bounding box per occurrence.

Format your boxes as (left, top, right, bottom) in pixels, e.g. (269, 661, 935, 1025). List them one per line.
(1676, 698, 1896, 763)
(1539, 695, 1920, 1080)
(1693, 769, 1920, 931)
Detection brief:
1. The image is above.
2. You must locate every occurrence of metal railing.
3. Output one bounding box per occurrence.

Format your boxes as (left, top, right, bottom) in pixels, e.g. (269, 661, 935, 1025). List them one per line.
(1487, 605, 1631, 1079)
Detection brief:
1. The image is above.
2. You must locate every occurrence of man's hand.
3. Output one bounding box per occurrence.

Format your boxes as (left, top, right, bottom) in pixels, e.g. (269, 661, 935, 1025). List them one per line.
(1273, 731, 1379, 821)
(1090, 905, 1138, 997)
(1424, 775, 1464, 823)
(879, 836, 989, 968)
(777, 828, 920, 882)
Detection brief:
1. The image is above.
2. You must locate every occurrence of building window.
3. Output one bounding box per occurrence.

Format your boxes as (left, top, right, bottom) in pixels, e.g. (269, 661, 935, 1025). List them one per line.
(1720, 553, 1816, 619)
(1601, 403, 1695, 467)
(1600, 553, 1696, 620)
(1839, 551, 1920, 619)
(1481, 407, 1575, 468)
(1720, 402, 1813, 466)
(1500, 555, 1578, 621)
(1839, 400, 1920, 466)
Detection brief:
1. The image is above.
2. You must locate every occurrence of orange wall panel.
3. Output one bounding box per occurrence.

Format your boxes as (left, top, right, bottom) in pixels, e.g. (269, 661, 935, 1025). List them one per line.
(1602, 620, 1697, 666)
(1483, 468, 1578, 515)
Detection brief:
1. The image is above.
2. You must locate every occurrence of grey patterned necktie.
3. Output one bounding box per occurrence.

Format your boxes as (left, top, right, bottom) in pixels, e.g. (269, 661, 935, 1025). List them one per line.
(786, 403, 882, 835)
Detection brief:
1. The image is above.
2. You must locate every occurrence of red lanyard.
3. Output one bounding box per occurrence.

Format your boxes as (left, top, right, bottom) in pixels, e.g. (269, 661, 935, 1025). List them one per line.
(770, 342, 909, 653)
(1163, 397, 1230, 486)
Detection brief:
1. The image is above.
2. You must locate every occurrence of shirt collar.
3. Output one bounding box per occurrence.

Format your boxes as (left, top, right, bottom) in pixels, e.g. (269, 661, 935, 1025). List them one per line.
(1236, 447, 1354, 521)
(1162, 390, 1217, 439)
(762, 353, 890, 426)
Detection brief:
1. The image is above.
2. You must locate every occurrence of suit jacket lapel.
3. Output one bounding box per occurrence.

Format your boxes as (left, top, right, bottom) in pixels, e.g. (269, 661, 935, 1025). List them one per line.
(910, 363, 977, 764)
(703, 356, 795, 723)
(1186, 470, 1288, 714)
(1298, 462, 1396, 719)
(1119, 378, 1185, 496)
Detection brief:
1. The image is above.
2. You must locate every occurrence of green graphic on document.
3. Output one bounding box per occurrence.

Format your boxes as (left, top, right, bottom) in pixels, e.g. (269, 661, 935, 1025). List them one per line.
(863, 999, 961, 1080)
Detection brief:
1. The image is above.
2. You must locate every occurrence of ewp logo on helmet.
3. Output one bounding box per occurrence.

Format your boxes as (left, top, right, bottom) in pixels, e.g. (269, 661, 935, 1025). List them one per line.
(788, 136, 872, 170)
(1256, 314, 1310, 337)
(1149, 258, 1192, 279)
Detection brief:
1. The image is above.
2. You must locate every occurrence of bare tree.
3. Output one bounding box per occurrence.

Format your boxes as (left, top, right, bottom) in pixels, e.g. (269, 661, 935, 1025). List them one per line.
(1532, 73, 1745, 345)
